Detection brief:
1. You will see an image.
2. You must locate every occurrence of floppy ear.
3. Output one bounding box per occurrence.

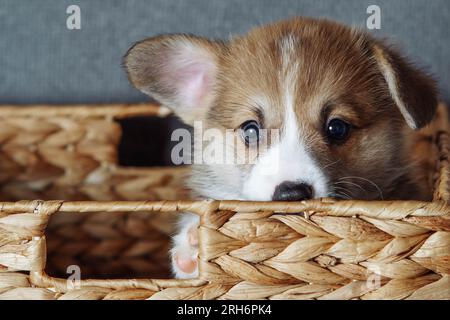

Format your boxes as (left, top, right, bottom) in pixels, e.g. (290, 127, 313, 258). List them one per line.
(372, 44, 438, 129)
(123, 34, 224, 125)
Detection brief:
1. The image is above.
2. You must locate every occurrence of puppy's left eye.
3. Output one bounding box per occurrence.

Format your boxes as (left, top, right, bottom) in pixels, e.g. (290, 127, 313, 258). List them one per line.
(240, 120, 260, 146)
(326, 119, 351, 142)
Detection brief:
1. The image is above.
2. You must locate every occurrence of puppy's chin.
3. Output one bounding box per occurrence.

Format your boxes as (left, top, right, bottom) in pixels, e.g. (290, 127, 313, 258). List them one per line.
(187, 165, 245, 201)
(194, 187, 245, 201)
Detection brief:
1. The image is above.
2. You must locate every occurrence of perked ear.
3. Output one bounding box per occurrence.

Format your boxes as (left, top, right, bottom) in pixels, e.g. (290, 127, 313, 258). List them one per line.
(372, 43, 438, 129)
(123, 34, 224, 125)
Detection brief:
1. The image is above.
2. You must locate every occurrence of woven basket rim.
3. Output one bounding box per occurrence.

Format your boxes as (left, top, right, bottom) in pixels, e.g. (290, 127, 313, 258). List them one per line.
(0, 102, 170, 119)
(1, 196, 447, 293)
(0, 198, 448, 215)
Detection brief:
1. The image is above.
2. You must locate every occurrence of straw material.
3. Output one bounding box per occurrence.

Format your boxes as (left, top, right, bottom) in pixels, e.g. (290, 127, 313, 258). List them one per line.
(0, 103, 168, 188)
(0, 103, 448, 300)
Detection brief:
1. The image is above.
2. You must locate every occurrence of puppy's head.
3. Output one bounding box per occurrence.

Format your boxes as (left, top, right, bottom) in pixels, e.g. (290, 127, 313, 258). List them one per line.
(124, 18, 438, 201)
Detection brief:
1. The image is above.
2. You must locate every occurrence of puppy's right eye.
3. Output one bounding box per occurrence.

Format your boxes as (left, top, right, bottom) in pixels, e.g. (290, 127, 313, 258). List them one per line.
(240, 120, 260, 146)
(326, 118, 351, 143)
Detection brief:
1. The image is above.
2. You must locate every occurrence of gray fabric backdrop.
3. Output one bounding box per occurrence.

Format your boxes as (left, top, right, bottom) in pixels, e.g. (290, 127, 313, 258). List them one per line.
(0, 0, 449, 105)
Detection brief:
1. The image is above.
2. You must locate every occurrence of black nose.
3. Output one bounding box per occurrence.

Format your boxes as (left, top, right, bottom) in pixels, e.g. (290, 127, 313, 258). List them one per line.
(272, 181, 313, 201)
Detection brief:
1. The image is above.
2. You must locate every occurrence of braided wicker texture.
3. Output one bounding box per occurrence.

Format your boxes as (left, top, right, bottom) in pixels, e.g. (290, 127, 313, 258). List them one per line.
(0, 103, 449, 300)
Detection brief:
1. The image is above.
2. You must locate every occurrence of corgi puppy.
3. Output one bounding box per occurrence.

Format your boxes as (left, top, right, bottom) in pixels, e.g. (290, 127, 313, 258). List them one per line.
(124, 17, 438, 278)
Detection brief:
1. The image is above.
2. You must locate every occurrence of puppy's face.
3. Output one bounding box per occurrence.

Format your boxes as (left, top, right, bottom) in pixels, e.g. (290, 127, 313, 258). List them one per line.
(125, 18, 437, 201)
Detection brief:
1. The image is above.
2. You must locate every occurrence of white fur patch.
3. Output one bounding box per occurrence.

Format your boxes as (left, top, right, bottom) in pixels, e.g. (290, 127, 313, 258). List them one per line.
(242, 36, 329, 200)
(241, 103, 329, 200)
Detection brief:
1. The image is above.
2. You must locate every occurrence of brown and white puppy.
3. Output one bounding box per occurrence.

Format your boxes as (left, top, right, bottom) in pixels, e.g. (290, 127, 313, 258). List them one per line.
(124, 17, 438, 278)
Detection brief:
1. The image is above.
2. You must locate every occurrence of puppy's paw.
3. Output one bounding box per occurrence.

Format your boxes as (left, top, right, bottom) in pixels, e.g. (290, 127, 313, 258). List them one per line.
(171, 213, 199, 279)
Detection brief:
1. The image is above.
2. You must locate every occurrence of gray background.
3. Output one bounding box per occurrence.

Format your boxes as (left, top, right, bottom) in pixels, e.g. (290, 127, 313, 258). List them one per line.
(0, 0, 449, 105)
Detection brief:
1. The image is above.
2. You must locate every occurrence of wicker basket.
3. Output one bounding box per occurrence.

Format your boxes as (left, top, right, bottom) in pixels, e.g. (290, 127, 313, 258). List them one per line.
(0, 103, 448, 300)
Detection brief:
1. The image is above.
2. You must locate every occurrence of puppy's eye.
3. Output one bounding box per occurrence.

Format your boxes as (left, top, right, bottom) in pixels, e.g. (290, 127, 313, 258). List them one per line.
(240, 120, 260, 146)
(326, 119, 351, 142)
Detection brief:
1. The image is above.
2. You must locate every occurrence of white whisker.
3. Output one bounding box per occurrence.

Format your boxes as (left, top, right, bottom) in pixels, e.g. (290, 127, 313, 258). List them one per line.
(338, 176, 384, 200)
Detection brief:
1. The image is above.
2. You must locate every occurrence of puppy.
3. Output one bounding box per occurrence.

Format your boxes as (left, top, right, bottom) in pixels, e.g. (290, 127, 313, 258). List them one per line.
(124, 17, 438, 278)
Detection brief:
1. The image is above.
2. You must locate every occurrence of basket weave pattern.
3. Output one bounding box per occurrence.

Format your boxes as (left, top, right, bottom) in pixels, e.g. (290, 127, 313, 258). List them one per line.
(0, 103, 449, 300)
